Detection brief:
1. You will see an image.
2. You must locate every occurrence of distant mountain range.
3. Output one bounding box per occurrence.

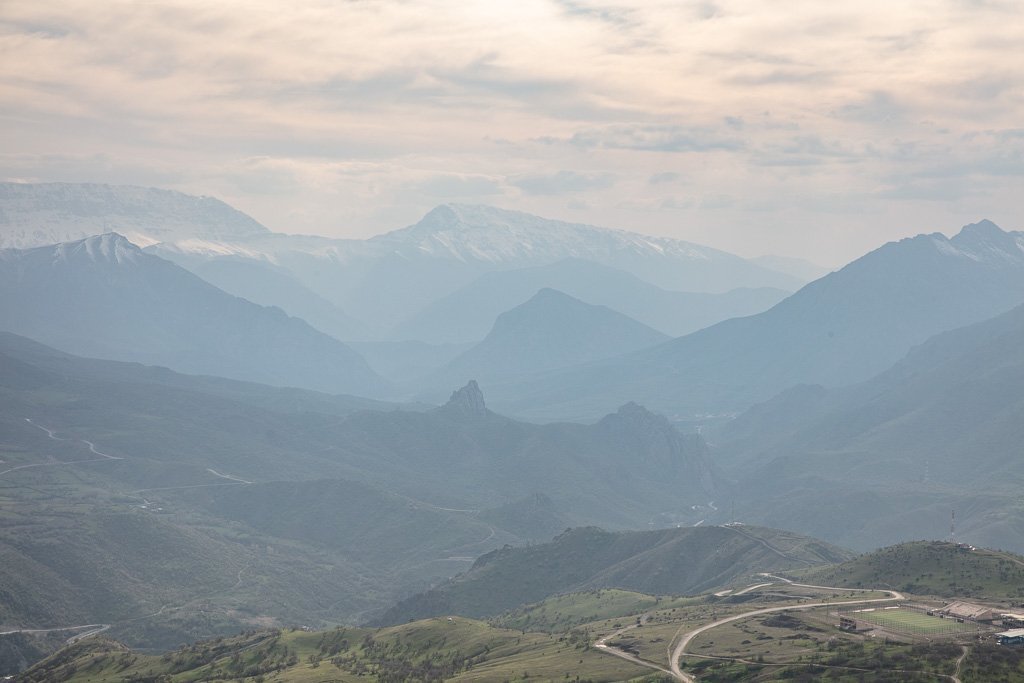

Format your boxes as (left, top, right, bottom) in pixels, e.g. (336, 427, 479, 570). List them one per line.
(487, 220, 1024, 421)
(0, 182, 806, 341)
(10, 181, 1024, 675)
(152, 202, 806, 334)
(393, 258, 790, 343)
(0, 182, 269, 248)
(0, 234, 389, 398)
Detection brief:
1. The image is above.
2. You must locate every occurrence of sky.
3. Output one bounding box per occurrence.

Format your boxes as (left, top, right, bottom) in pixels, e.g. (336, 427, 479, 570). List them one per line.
(1, 0, 1022, 266)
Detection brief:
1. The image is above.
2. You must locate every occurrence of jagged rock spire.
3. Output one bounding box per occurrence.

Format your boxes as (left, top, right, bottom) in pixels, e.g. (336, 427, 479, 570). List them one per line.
(440, 380, 487, 418)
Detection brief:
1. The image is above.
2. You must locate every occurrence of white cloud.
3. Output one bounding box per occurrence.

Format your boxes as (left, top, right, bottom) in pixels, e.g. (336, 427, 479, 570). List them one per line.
(1, 0, 1022, 262)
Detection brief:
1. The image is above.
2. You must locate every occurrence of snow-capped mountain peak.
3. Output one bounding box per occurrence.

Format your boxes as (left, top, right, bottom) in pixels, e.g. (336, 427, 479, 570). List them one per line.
(55, 232, 142, 265)
(0, 232, 144, 267)
(922, 220, 1024, 264)
(371, 203, 722, 265)
(0, 182, 270, 249)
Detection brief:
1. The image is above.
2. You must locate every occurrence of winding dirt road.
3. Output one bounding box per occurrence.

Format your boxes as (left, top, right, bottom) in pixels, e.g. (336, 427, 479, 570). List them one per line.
(667, 579, 905, 682)
(0, 419, 124, 479)
(594, 572, 907, 683)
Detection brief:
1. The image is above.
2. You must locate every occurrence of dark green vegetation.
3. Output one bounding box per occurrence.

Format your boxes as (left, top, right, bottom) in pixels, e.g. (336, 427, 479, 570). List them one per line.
(683, 640, 966, 682)
(800, 541, 1024, 599)
(375, 525, 850, 625)
(0, 234, 389, 397)
(18, 619, 660, 683)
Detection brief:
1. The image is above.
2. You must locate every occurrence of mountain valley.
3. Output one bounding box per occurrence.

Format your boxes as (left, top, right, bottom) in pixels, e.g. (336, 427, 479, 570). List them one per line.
(3, 183, 1024, 681)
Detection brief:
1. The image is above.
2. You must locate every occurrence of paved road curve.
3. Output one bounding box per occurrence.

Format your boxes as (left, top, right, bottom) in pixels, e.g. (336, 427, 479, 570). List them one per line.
(593, 572, 905, 683)
(668, 577, 905, 682)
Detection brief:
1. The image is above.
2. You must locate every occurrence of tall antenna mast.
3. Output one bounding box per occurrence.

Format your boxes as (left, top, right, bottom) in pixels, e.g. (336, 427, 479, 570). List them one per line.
(950, 509, 956, 543)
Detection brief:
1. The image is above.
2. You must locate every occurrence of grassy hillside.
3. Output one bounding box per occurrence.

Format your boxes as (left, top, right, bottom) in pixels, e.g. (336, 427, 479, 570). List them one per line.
(375, 525, 850, 625)
(799, 541, 1024, 599)
(18, 619, 659, 683)
(494, 589, 701, 633)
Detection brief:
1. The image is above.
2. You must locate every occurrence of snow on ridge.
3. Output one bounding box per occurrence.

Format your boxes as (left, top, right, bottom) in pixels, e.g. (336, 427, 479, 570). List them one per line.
(374, 203, 719, 264)
(49, 233, 142, 266)
(932, 235, 968, 258)
(0, 182, 270, 248)
(163, 238, 272, 261)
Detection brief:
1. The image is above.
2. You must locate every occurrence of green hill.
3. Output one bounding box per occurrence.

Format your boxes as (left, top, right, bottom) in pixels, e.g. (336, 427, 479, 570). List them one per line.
(798, 540, 1024, 599)
(18, 618, 657, 683)
(375, 525, 850, 625)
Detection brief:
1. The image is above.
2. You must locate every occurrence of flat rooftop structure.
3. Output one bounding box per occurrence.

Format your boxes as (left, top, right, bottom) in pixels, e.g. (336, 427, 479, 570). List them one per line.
(997, 629, 1024, 646)
(998, 629, 1024, 638)
(940, 601, 997, 621)
(1001, 613, 1024, 621)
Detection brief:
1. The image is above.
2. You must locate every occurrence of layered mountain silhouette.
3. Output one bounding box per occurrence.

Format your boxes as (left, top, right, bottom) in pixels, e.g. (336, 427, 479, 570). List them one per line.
(184, 258, 368, 342)
(1, 183, 806, 342)
(0, 234, 389, 397)
(717, 297, 1024, 551)
(0, 333, 725, 661)
(393, 258, 790, 343)
(489, 220, 1024, 421)
(427, 289, 669, 391)
(0, 333, 718, 532)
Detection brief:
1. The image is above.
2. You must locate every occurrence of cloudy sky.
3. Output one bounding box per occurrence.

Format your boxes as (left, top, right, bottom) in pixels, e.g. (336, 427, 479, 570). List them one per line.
(2, 0, 1022, 265)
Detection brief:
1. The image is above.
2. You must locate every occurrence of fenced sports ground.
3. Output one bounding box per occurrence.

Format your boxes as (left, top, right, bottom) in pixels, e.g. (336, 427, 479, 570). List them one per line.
(838, 606, 979, 636)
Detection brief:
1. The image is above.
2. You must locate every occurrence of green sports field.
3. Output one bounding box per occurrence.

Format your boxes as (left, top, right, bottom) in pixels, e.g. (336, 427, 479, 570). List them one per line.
(846, 607, 976, 635)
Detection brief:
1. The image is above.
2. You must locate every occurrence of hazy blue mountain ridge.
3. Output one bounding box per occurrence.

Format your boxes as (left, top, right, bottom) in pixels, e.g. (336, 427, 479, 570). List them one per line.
(425, 288, 670, 393)
(392, 257, 790, 343)
(0, 183, 806, 345)
(484, 220, 1024, 421)
(709, 296, 1024, 551)
(184, 258, 369, 341)
(0, 234, 390, 398)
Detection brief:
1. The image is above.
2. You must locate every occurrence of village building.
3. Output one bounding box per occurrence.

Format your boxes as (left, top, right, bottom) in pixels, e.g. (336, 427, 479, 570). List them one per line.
(937, 601, 998, 623)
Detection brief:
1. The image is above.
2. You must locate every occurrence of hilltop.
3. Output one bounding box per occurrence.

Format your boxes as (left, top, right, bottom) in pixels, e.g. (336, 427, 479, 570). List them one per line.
(375, 525, 850, 625)
(428, 288, 669, 390)
(799, 541, 1024, 600)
